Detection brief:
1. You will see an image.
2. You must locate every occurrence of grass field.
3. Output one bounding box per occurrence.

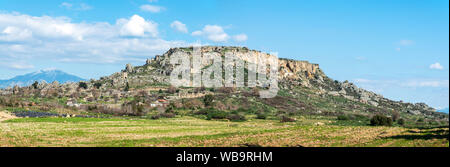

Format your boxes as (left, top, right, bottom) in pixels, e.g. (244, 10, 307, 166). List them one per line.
(1, 116, 448, 147)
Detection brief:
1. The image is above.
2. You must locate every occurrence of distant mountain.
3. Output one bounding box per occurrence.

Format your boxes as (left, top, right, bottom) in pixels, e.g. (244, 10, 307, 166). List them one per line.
(0, 69, 85, 88)
(437, 108, 449, 114)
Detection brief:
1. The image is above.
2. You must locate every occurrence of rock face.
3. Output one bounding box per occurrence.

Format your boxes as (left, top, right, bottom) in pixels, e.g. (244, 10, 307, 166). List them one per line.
(154, 46, 324, 82)
(279, 59, 320, 80)
(145, 59, 152, 65)
(125, 64, 134, 73)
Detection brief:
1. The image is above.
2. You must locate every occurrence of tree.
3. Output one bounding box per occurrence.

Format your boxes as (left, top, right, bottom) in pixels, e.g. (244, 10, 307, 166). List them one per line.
(203, 94, 214, 107)
(94, 82, 102, 89)
(124, 82, 130, 92)
(79, 82, 88, 89)
(397, 118, 405, 126)
(370, 114, 393, 126)
(32, 81, 39, 89)
(165, 103, 176, 113)
(392, 111, 400, 122)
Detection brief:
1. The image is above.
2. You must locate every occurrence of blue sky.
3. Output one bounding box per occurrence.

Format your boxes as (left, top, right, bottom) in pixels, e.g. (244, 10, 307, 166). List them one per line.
(0, 0, 448, 109)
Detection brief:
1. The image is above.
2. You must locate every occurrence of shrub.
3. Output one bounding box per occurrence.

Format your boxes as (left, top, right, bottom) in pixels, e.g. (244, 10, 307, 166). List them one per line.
(236, 107, 257, 114)
(218, 87, 235, 94)
(397, 118, 405, 126)
(78, 82, 88, 89)
(337, 115, 350, 120)
(165, 103, 176, 113)
(32, 81, 39, 89)
(194, 108, 208, 115)
(227, 114, 246, 121)
(203, 94, 214, 107)
(183, 99, 204, 110)
(151, 115, 161, 120)
(417, 118, 425, 122)
(370, 114, 393, 126)
(256, 113, 267, 119)
(206, 109, 228, 120)
(94, 82, 102, 89)
(213, 101, 227, 111)
(124, 82, 130, 91)
(280, 116, 296, 123)
(392, 111, 400, 122)
(160, 113, 176, 118)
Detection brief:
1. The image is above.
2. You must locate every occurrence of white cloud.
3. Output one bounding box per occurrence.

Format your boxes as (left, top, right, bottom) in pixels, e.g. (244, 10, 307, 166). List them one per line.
(79, 3, 93, 11)
(0, 61, 34, 70)
(191, 30, 202, 36)
(402, 80, 449, 88)
(60, 2, 92, 11)
(0, 13, 91, 41)
(429, 62, 444, 70)
(10, 63, 34, 70)
(0, 26, 32, 41)
(0, 12, 188, 67)
(353, 78, 371, 83)
(192, 25, 230, 42)
(119, 15, 158, 37)
(233, 34, 248, 42)
(399, 40, 414, 46)
(60, 2, 73, 9)
(353, 78, 449, 88)
(140, 5, 165, 13)
(170, 21, 188, 33)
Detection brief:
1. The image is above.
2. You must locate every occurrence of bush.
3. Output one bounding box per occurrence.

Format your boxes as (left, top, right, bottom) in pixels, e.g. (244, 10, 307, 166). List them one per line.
(183, 99, 204, 110)
(226, 114, 246, 121)
(397, 118, 405, 126)
(236, 107, 257, 114)
(94, 82, 102, 89)
(78, 82, 88, 89)
(256, 113, 267, 119)
(124, 82, 130, 91)
(392, 111, 400, 122)
(160, 113, 176, 118)
(32, 81, 39, 89)
(370, 114, 393, 126)
(280, 116, 296, 123)
(165, 103, 176, 113)
(417, 118, 425, 122)
(218, 87, 235, 94)
(337, 115, 350, 120)
(206, 109, 228, 120)
(203, 94, 214, 107)
(151, 115, 161, 120)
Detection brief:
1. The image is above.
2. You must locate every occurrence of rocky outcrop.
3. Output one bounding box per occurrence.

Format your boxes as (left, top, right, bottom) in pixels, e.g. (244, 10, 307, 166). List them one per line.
(125, 64, 134, 73)
(0, 46, 443, 119)
(279, 59, 320, 80)
(153, 46, 324, 82)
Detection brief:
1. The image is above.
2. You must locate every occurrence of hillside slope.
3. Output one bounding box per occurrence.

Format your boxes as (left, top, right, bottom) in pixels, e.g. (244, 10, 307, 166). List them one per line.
(0, 46, 447, 124)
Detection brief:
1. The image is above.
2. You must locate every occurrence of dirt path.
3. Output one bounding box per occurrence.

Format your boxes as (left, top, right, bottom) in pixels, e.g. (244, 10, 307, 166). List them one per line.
(0, 110, 17, 122)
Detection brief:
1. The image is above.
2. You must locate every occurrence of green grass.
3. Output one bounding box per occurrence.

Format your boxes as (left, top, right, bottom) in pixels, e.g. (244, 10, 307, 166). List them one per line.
(1, 116, 447, 147)
(4, 117, 125, 123)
